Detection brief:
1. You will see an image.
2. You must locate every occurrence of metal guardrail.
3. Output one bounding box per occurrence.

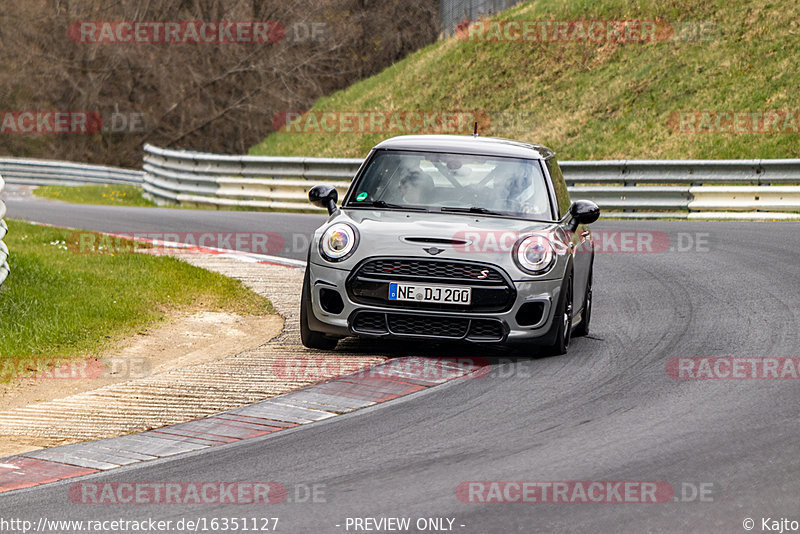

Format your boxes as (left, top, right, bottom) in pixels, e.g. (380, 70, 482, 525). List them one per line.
(0, 157, 143, 186)
(0, 174, 9, 288)
(561, 160, 800, 219)
(560, 159, 800, 185)
(1, 147, 797, 220)
(143, 144, 362, 211)
(144, 145, 800, 219)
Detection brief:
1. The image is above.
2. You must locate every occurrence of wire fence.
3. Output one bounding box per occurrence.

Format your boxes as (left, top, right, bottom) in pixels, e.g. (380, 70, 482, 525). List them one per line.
(0, 174, 9, 289)
(441, 0, 525, 36)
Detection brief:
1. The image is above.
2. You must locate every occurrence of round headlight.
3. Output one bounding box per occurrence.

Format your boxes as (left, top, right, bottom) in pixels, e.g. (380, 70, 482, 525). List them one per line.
(514, 234, 555, 274)
(320, 223, 358, 261)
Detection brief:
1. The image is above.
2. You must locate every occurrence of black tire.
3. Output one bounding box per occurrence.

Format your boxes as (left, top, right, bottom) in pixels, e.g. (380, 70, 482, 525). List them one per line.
(573, 268, 592, 337)
(545, 271, 573, 356)
(300, 268, 338, 350)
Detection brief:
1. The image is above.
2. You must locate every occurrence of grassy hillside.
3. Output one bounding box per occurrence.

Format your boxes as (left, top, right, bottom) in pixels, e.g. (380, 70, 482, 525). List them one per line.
(251, 0, 800, 160)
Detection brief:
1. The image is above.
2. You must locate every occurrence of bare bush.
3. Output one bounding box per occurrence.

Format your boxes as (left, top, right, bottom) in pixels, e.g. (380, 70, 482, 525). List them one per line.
(0, 0, 438, 166)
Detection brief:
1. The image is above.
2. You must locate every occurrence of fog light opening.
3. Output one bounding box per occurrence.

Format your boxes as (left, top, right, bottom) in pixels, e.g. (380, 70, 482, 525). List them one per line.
(319, 288, 345, 314)
(516, 302, 545, 326)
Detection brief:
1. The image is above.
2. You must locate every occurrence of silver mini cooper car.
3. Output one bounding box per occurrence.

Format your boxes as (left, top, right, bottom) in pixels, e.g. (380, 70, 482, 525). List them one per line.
(301, 135, 599, 355)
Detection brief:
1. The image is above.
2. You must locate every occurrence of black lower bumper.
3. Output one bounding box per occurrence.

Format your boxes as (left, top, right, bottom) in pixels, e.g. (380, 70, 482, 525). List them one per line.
(349, 309, 508, 343)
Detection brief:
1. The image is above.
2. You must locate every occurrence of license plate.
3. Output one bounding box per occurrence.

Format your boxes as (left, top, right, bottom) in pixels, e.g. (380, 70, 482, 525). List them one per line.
(388, 282, 471, 305)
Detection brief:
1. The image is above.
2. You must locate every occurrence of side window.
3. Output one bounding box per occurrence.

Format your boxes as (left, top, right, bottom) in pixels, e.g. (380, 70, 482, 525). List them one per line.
(546, 158, 571, 218)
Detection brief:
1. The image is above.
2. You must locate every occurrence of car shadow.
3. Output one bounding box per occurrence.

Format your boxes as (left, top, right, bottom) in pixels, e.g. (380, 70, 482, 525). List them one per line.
(333, 336, 562, 364)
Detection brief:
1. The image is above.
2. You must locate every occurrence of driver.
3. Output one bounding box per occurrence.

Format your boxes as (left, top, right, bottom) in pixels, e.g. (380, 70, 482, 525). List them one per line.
(490, 164, 532, 212)
(399, 171, 434, 204)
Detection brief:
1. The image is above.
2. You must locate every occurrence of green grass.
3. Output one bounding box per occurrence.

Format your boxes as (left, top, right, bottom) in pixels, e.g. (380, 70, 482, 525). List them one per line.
(34, 184, 158, 207)
(0, 220, 274, 375)
(250, 0, 800, 160)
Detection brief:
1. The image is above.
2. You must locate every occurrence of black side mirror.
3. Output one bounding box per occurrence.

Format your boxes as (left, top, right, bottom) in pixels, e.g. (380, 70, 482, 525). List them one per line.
(569, 200, 600, 230)
(309, 184, 339, 214)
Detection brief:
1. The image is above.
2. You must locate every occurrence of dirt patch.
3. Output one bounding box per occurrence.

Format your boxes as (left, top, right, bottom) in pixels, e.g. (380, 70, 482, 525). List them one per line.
(0, 311, 282, 457)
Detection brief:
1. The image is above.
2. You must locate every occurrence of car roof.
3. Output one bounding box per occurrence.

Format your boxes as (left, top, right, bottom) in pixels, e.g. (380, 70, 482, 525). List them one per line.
(373, 135, 554, 160)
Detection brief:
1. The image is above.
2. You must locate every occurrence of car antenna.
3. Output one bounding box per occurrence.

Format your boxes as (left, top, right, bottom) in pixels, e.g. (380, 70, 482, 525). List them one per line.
(473, 121, 478, 137)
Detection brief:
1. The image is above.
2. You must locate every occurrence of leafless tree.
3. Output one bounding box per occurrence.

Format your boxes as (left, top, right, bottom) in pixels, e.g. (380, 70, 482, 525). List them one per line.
(0, 0, 439, 166)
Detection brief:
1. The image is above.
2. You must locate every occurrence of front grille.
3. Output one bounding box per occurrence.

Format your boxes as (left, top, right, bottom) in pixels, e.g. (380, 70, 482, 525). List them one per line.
(388, 314, 469, 338)
(468, 320, 506, 340)
(357, 258, 505, 283)
(352, 312, 387, 333)
(347, 257, 516, 313)
(350, 311, 506, 342)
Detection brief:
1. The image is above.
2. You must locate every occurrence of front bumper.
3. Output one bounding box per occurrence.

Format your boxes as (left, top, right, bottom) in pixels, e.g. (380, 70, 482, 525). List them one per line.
(306, 260, 564, 344)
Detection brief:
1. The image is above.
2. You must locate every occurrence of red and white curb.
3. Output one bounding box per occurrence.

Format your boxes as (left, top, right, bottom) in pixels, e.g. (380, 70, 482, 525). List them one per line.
(0, 357, 487, 493)
(22, 221, 308, 269)
(1, 227, 490, 493)
(98, 230, 308, 269)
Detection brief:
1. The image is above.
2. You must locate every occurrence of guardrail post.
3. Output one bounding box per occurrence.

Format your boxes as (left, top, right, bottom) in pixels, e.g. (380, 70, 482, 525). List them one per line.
(622, 161, 635, 213)
(0, 174, 10, 289)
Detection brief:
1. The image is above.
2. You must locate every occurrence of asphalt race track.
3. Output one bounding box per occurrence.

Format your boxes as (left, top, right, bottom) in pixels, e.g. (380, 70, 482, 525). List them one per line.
(5, 196, 324, 261)
(2, 196, 799, 533)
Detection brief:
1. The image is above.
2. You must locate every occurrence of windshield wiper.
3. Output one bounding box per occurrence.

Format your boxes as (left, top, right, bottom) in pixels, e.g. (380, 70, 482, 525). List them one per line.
(356, 200, 427, 211)
(440, 206, 504, 216)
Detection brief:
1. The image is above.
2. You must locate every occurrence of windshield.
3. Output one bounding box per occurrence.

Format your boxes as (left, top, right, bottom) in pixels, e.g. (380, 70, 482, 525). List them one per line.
(346, 149, 554, 219)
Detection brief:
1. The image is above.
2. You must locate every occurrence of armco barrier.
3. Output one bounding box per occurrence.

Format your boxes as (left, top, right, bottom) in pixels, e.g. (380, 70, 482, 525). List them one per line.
(0, 174, 9, 288)
(559, 159, 800, 185)
(560, 159, 800, 219)
(3, 147, 799, 219)
(143, 146, 800, 219)
(0, 157, 143, 186)
(143, 144, 361, 211)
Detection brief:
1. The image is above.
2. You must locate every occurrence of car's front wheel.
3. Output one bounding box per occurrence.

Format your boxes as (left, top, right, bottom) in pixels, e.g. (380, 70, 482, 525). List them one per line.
(544, 271, 573, 356)
(573, 267, 592, 337)
(300, 268, 338, 350)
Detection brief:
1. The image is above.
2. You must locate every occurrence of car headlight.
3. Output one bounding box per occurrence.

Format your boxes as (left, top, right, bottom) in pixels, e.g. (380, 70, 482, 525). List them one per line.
(513, 234, 555, 274)
(319, 223, 358, 262)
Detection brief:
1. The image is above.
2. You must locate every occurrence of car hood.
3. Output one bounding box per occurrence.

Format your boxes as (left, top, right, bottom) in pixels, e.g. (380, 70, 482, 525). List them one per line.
(344, 208, 554, 235)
